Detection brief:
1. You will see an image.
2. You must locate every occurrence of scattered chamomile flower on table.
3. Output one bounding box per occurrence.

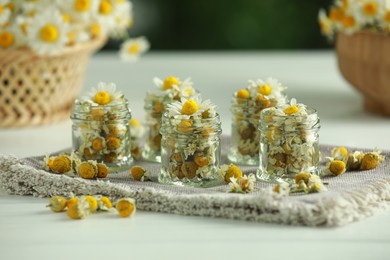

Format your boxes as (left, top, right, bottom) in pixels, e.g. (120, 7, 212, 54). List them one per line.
(120, 36, 150, 62)
(360, 151, 385, 170)
(76, 160, 99, 179)
(116, 198, 136, 218)
(47, 196, 67, 212)
(96, 196, 113, 211)
(66, 196, 90, 220)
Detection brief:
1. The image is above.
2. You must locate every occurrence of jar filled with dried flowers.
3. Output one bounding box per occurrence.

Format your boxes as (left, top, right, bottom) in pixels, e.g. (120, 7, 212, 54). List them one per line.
(143, 76, 198, 162)
(257, 99, 320, 183)
(159, 96, 223, 187)
(71, 82, 133, 172)
(228, 78, 287, 165)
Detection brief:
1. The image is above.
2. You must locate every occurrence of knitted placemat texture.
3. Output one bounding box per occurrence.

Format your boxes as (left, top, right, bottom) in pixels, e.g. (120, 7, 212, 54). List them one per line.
(0, 136, 389, 227)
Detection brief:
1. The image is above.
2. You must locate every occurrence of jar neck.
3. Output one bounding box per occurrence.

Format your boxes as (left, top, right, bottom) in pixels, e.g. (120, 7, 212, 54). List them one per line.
(160, 112, 222, 136)
(71, 99, 131, 122)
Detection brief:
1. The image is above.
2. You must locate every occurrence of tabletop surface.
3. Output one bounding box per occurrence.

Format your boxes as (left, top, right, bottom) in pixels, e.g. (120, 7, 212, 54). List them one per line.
(1, 51, 390, 260)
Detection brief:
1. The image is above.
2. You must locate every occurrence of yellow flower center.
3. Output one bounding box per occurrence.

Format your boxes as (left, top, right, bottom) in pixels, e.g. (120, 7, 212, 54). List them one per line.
(329, 7, 344, 22)
(97, 163, 109, 178)
(0, 31, 14, 48)
(116, 199, 135, 218)
(0, 5, 3, 14)
(39, 24, 59, 43)
(129, 118, 141, 127)
(62, 13, 71, 23)
(99, 0, 113, 15)
(236, 89, 250, 99)
(93, 91, 111, 105)
(259, 84, 272, 96)
(294, 172, 311, 185)
(90, 23, 101, 38)
(106, 136, 121, 150)
(78, 162, 97, 179)
(5, 3, 15, 12)
(74, 0, 91, 12)
(51, 156, 72, 173)
(130, 166, 146, 181)
(224, 164, 243, 183)
(127, 43, 140, 54)
(342, 0, 349, 9)
(181, 100, 199, 115)
(338, 147, 348, 157)
(100, 196, 112, 208)
(92, 138, 104, 151)
(284, 105, 299, 115)
(116, 0, 125, 3)
(363, 2, 378, 16)
(329, 160, 346, 176)
(342, 15, 356, 28)
(162, 76, 179, 90)
(385, 11, 390, 23)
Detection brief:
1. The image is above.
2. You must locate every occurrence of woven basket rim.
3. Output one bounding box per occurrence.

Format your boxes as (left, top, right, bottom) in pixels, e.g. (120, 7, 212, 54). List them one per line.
(0, 36, 107, 58)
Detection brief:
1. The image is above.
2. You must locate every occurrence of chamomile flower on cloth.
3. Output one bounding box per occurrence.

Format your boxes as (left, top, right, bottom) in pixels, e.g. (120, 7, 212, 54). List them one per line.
(43, 153, 74, 174)
(85, 82, 124, 105)
(27, 9, 69, 55)
(324, 159, 347, 176)
(120, 36, 150, 62)
(76, 160, 98, 179)
(330, 146, 349, 162)
(360, 151, 385, 170)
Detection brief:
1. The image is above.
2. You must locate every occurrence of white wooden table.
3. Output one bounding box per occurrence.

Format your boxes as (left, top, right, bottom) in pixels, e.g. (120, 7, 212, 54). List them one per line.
(1, 52, 390, 260)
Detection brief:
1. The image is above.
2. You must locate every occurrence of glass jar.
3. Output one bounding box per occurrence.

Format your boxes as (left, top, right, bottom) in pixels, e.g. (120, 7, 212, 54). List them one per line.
(142, 79, 198, 162)
(228, 89, 287, 165)
(159, 112, 223, 187)
(257, 106, 320, 183)
(71, 99, 133, 172)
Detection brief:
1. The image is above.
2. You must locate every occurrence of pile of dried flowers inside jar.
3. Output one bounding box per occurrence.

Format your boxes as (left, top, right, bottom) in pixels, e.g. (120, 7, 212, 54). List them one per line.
(257, 99, 321, 183)
(228, 78, 287, 165)
(143, 76, 198, 162)
(159, 95, 223, 187)
(71, 82, 133, 172)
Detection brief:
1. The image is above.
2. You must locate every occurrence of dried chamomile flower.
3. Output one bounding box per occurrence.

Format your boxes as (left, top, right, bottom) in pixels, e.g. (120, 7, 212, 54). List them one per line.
(130, 165, 150, 181)
(346, 151, 364, 170)
(239, 173, 256, 193)
(76, 161, 98, 179)
(85, 195, 98, 213)
(43, 153, 74, 174)
(294, 172, 312, 186)
(228, 177, 242, 193)
(331, 147, 349, 162)
(324, 160, 346, 176)
(66, 196, 90, 220)
(116, 198, 136, 218)
(360, 151, 385, 170)
(291, 174, 327, 193)
(221, 164, 243, 183)
(47, 196, 67, 212)
(305, 175, 327, 193)
(96, 196, 113, 211)
(273, 181, 290, 196)
(66, 197, 79, 208)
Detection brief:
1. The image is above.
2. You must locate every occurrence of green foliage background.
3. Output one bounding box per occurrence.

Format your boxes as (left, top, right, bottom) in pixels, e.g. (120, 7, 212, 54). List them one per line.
(106, 0, 334, 50)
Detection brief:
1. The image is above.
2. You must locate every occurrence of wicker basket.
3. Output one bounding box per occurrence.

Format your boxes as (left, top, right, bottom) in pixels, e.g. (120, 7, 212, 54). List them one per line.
(0, 37, 106, 127)
(336, 31, 390, 116)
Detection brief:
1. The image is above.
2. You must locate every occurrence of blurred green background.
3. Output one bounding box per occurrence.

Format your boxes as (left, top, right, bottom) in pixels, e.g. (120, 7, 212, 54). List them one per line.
(106, 0, 334, 50)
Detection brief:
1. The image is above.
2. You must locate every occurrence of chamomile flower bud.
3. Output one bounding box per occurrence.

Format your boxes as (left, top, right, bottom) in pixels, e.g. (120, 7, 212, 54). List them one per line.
(116, 198, 136, 218)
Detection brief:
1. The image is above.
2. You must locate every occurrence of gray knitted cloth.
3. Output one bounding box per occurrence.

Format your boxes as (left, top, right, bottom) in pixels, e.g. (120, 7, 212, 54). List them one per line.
(0, 137, 389, 227)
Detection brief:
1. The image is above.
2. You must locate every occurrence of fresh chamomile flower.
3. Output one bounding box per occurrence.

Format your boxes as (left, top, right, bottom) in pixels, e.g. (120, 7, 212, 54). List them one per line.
(0, 0, 11, 26)
(0, 27, 16, 49)
(110, 0, 133, 37)
(166, 96, 203, 118)
(380, 8, 390, 30)
(318, 9, 335, 39)
(354, 0, 384, 24)
(248, 77, 287, 100)
(341, 12, 361, 34)
(279, 98, 307, 116)
(85, 82, 124, 105)
(76, 160, 98, 179)
(60, 0, 99, 23)
(27, 9, 69, 55)
(119, 36, 149, 62)
(97, 162, 109, 178)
